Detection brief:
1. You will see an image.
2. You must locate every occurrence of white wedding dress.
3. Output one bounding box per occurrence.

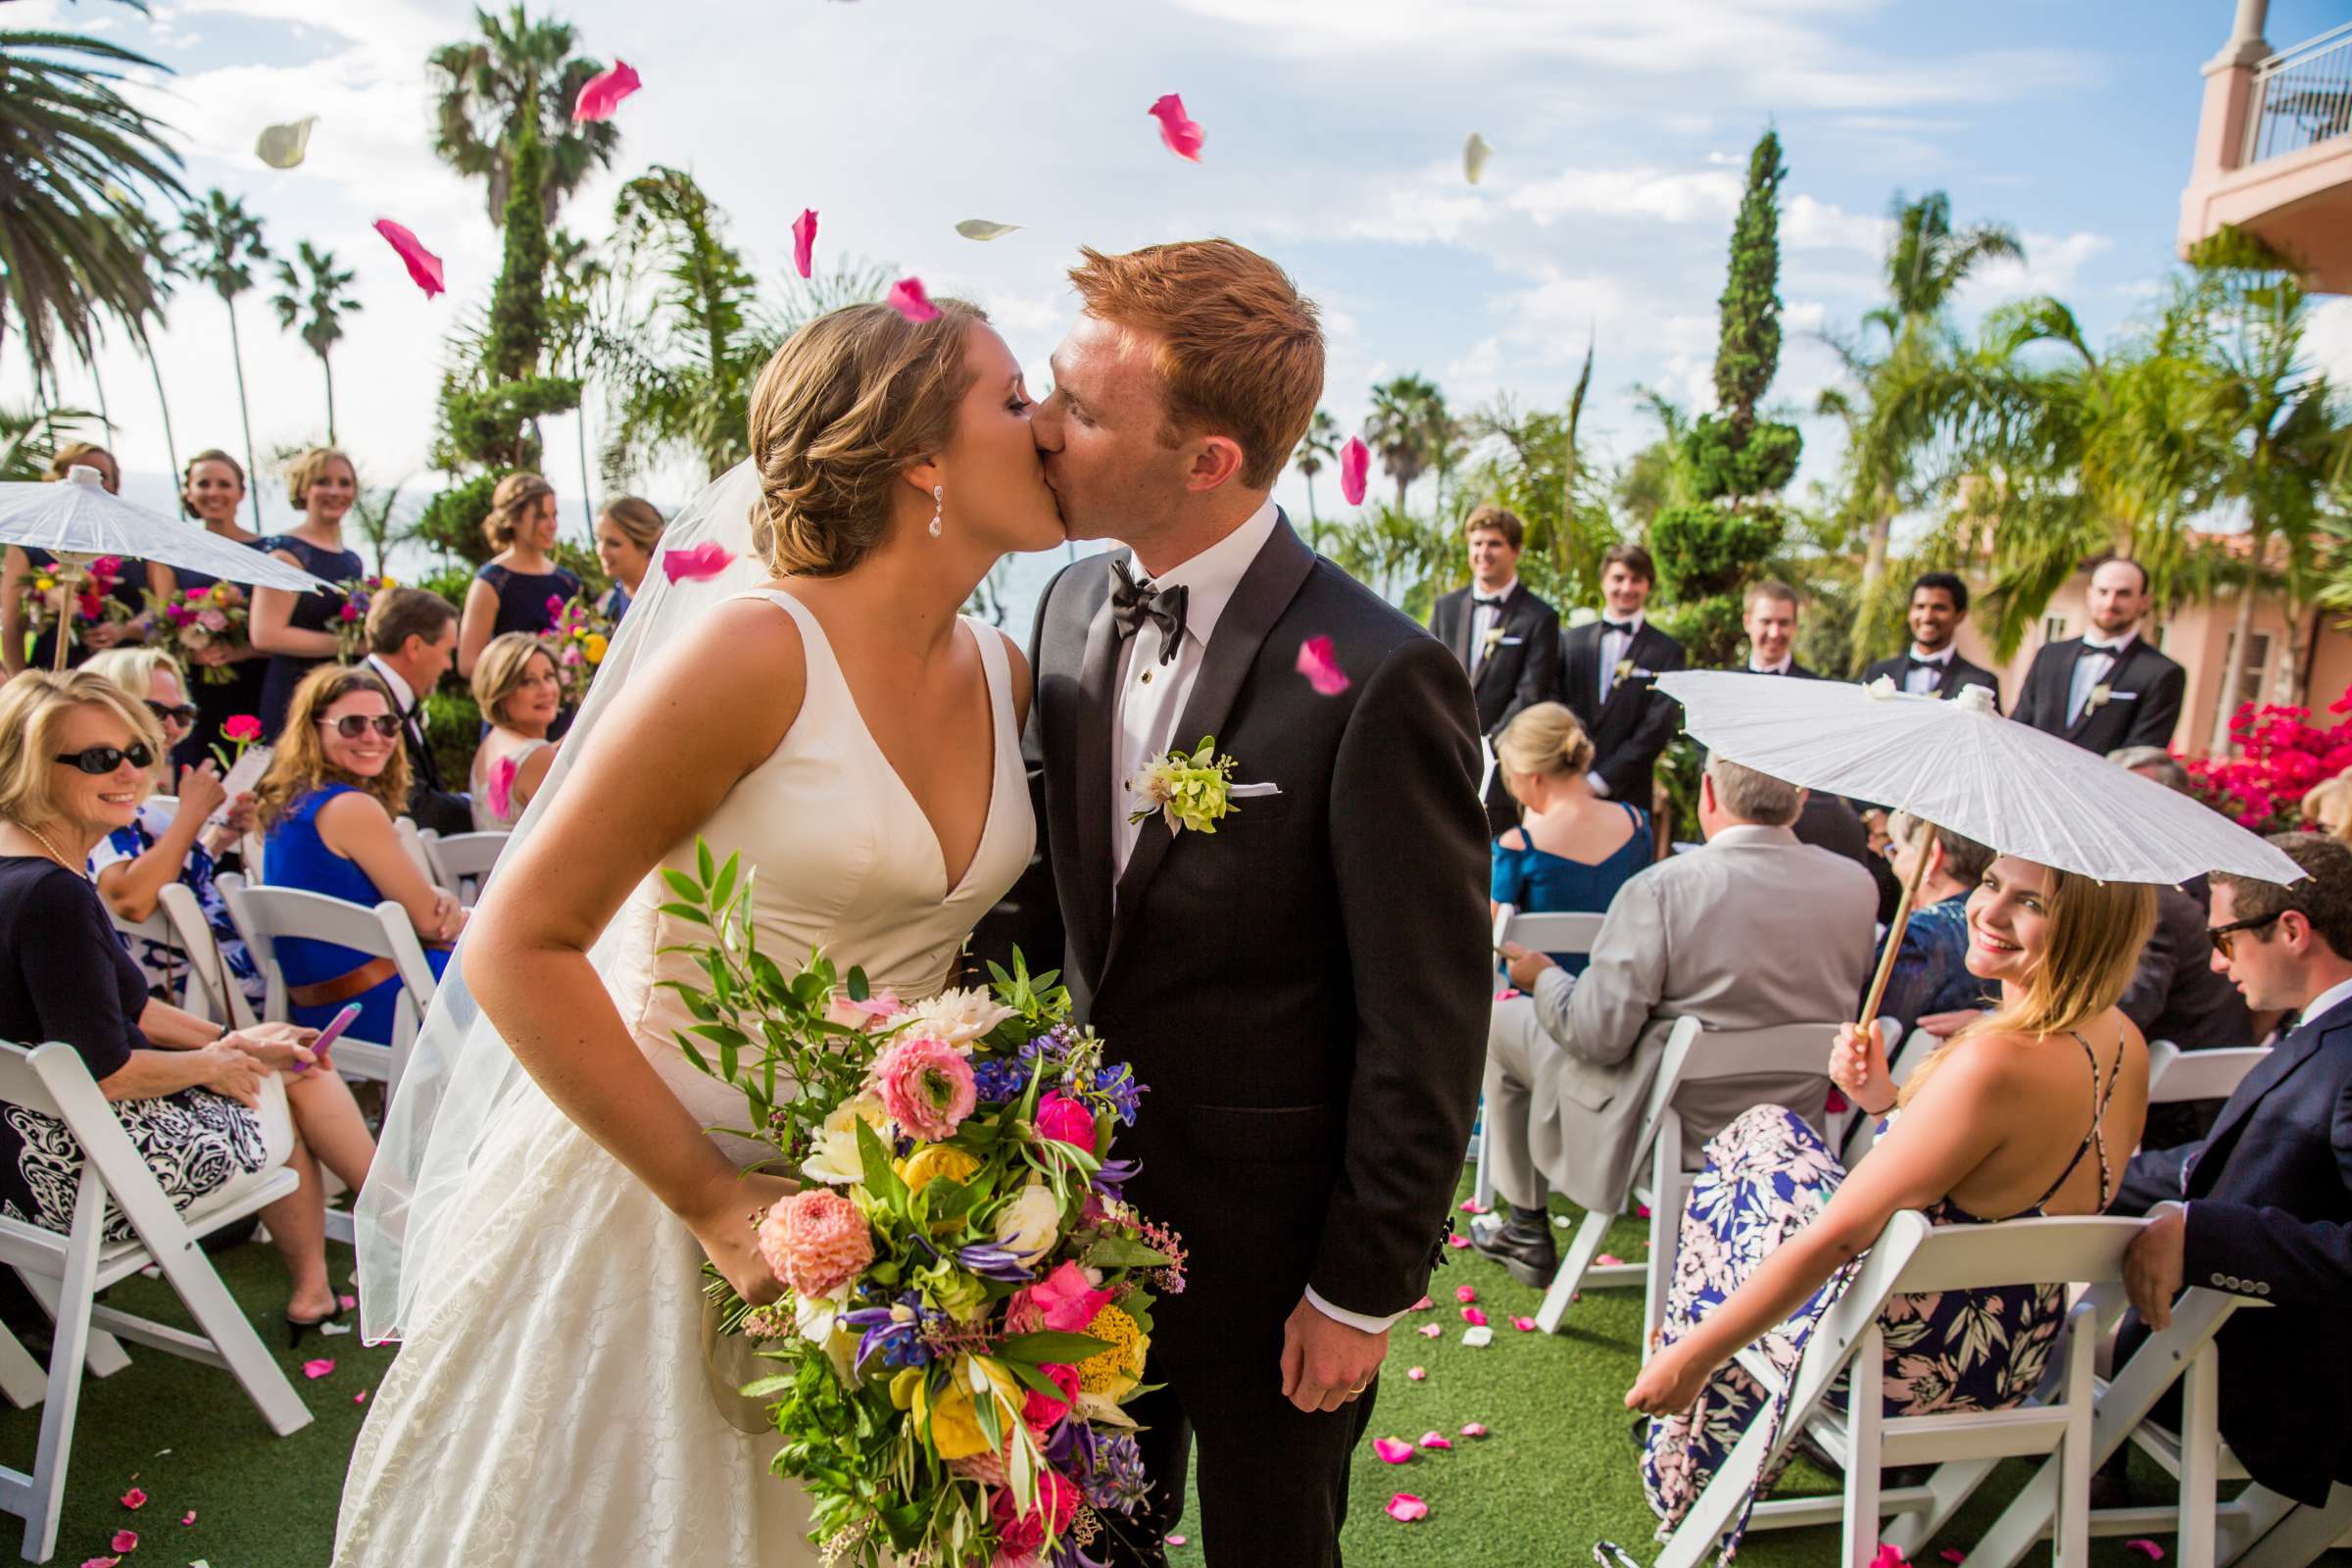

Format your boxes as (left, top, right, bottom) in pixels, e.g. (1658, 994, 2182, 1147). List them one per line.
(333, 590, 1032, 1566)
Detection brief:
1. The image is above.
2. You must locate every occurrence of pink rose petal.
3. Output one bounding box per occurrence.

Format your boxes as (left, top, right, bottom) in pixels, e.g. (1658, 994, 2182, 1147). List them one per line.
(1148, 92, 1204, 162)
(1372, 1437, 1414, 1464)
(1386, 1493, 1430, 1523)
(792, 209, 817, 280)
(79, 1557, 119, 1568)
(1406, 1366, 1426, 1381)
(120, 1488, 145, 1509)
(372, 219, 444, 298)
(180, 1511, 196, 1525)
(1939, 1553, 1965, 1565)
(354, 1389, 369, 1404)
(1596, 1253, 1623, 1267)
(662, 540, 737, 583)
(1455, 1286, 1478, 1303)
(483, 755, 517, 821)
(1459, 1422, 1490, 1438)
(1417, 1324, 1443, 1339)
(1636, 1203, 1651, 1218)
(1512, 1315, 1537, 1332)
(1410, 1295, 1433, 1310)
(886, 277, 940, 322)
(1167, 1536, 1187, 1548)
(338, 1294, 355, 1311)
(1459, 1200, 1487, 1214)
(1461, 1305, 1487, 1327)
(1340, 436, 1369, 506)
(302, 1358, 334, 1379)
(2125, 1545, 2165, 1563)
(1418, 1431, 1451, 1449)
(571, 59, 641, 123)
(109, 1532, 136, 1554)
(1295, 635, 1350, 696)
(1446, 1234, 1470, 1249)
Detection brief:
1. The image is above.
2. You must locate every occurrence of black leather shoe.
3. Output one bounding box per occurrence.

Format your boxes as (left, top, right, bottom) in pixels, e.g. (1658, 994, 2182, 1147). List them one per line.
(1467, 1212, 1557, 1287)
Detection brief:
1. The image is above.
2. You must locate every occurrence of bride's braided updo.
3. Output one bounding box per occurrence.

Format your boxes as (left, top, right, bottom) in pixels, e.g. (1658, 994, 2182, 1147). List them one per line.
(745, 298, 989, 578)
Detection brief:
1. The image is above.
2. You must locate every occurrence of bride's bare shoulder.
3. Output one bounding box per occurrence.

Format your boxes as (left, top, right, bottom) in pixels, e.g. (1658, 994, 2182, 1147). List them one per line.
(602, 592, 809, 761)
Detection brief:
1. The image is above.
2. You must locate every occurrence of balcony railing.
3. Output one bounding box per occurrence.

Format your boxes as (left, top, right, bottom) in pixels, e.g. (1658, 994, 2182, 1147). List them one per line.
(2245, 21, 2352, 165)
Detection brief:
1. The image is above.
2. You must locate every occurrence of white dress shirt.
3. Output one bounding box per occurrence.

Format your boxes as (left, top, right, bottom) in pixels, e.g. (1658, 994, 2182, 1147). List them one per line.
(1468, 576, 1518, 677)
(365, 654, 425, 753)
(2297, 976, 2352, 1035)
(1746, 657, 1792, 676)
(1903, 645, 1954, 696)
(1586, 611, 1646, 800)
(2067, 632, 2136, 727)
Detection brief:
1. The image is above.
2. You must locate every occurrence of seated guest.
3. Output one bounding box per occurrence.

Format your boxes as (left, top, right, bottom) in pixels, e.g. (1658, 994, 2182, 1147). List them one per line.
(1471, 757, 1877, 1285)
(1629, 854, 2155, 1541)
(1431, 504, 1563, 837)
(79, 649, 264, 1008)
(361, 586, 470, 836)
(2299, 773, 2352, 846)
(1872, 811, 1996, 1035)
(1862, 570, 2002, 708)
(2118, 833, 2352, 1513)
(254, 666, 459, 1042)
(467, 632, 562, 832)
(2108, 744, 2191, 796)
(1559, 543, 1686, 813)
(457, 473, 580, 679)
(593, 496, 665, 623)
(0, 671, 376, 1336)
(1490, 702, 1649, 976)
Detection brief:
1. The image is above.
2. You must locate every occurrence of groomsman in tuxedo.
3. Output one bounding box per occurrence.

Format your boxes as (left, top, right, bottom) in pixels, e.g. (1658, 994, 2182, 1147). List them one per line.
(2016, 558, 2186, 753)
(362, 587, 470, 835)
(1559, 543, 1686, 811)
(1861, 571, 2002, 707)
(1737, 579, 1817, 678)
(1428, 504, 1562, 835)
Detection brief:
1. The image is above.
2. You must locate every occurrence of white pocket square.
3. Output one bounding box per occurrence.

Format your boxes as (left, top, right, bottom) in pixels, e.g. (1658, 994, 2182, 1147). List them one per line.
(1229, 781, 1283, 799)
(1498, 635, 1524, 646)
(2111, 691, 2139, 701)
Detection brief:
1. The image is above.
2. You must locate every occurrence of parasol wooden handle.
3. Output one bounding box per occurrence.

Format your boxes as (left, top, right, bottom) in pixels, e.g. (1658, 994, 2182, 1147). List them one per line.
(1857, 815, 1937, 1031)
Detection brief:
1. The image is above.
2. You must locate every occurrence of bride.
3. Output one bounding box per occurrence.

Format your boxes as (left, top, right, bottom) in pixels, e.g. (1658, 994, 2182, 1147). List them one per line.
(334, 299, 1061, 1564)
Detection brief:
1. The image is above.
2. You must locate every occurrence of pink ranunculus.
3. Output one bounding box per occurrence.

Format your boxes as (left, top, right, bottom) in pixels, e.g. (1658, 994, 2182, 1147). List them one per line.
(1022, 1361, 1083, 1432)
(990, 1467, 1078, 1554)
(1011, 1260, 1112, 1334)
(198, 608, 228, 632)
(756, 1188, 873, 1298)
(824, 991, 904, 1030)
(872, 1034, 976, 1141)
(1033, 1091, 1097, 1154)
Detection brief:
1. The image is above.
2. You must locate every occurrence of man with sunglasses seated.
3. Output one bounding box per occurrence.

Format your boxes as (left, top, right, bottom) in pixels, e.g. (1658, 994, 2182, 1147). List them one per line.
(2112, 832, 2352, 1520)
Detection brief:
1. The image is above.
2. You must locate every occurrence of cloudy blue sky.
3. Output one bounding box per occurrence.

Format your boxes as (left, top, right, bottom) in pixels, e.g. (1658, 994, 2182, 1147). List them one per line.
(11, 0, 2350, 572)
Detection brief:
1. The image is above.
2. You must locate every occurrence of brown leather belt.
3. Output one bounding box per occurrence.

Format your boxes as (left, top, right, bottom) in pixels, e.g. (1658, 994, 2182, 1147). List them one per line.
(287, 956, 397, 1010)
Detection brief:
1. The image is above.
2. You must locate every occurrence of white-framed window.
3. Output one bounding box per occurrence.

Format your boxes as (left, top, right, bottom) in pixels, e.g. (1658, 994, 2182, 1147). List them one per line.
(2044, 614, 2068, 644)
(2212, 628, 2275, 751)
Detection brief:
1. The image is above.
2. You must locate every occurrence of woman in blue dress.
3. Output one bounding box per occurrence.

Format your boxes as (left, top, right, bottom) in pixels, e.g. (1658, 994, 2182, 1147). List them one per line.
(1489, 702, 1650, 976)
(253, 665, 458, 1046)
(251, 447, 366, 739)
(1627, 857, 2154, 1552)
(456, 473, 580, 680)
(152, 451, 272, 769)
(591, 496, 665, 624)
(1, 445, 153, 678)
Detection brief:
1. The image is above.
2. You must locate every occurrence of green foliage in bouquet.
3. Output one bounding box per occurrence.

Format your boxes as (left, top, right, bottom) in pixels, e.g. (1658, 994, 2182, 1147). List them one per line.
(657, 842, 1183, 1567)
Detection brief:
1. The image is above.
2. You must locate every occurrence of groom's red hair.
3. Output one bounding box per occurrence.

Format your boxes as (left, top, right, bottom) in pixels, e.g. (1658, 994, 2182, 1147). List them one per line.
(1068, 239, 1323, 490)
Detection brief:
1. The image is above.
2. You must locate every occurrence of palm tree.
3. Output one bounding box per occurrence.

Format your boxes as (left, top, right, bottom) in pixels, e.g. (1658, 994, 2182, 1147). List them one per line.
(1292, 409, 1340, 524)
(547, 227, 610, 527)
(270, 240, 360, 442)
(0, 26, 184, 390)
(1363, 373, 1444, 512)
(428, 3, 621, 226)
(177, 190, 269, 528)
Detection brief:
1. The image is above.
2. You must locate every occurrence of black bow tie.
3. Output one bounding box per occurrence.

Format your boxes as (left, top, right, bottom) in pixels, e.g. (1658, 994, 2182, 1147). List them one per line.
(1904, 655, 1949, 673)
(1602, 618, 1636, 634)
(1472, 594, 1507, 611)
(2079, 639, 2127, 660)
(1110, 560, 1188, 664)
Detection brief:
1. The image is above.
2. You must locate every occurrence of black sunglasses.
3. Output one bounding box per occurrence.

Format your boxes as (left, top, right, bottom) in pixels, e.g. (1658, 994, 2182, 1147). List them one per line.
(2209, 910, 2285, 958)
(145, 700, 199, 727)
(319, 713, 401, 740)
(53, 743, 156, 774)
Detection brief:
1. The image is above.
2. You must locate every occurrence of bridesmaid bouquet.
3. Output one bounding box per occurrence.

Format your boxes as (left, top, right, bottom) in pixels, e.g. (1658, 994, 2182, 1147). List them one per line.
(20, 555, 136, 651)
(663, 841, 1182, 1568)
(332, 575, 390, 661)
(537, 592, 611, 703)
(149, 581, 250, 683)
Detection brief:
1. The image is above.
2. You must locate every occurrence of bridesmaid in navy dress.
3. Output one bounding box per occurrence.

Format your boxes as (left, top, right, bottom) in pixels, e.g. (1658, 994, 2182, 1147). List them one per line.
(251, 447, 365, 740)
(456, 473, 579, 680)
(1, 444, 152, 678)
(151, 452, 273, 768)
(1489, 702, 1652, 975)
(590, 495, 665, 625)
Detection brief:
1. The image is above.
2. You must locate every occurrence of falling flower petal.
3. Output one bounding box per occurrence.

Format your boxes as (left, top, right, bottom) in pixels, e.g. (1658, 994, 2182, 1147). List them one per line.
(301, 1358, 334, 1380)
(1446, 1234, 1470, 1249)
(572, 59, 641, 123)
(180, 1512, 196, 1526)
(792, 209, 817, 280)
(1295, 635, 1350, 696)
(1406, 1366, 1426, 1381)
(1417, 1324, 1443, 1339)
(120, 1489, 145, 1510)
(1372, 1437, 1415, 1464)
(1464, 131, 1494, 185)
(2125, 1545, 2165, 1562)
(955, 220, 1021, 241)
(1386, 1493, 1430, 1523)
(1938, 1553, 1965, 1565)
(254, 116, 316, 170)
(1512, 1315, 1537, 1332)
(1461, 1305, 1487, 1326)
(1340, 436, 1370, 506)
(1418, 1431, 1452, 1449)
(1148, 93, 1204, 162)
(1460, 1422, 1490, 1438)
(483, 756, 517, 821)
(1455, 1286, 1478, 1303)
(662, 540, 737, 583)
(1411, 1296, 1433, 1310)
(1596, 1253, 1624, 1268)
(110, 1532, 136, 1553)
(371, 220, 444, 299)
(1461, 1325, 1494, 1348)
(886, 277, 940, 322)
(354, 1390, 369, 1404)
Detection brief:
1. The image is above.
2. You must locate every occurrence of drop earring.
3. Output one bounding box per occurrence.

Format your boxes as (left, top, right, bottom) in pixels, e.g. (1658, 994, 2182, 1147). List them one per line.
(929, 484, 944, 539)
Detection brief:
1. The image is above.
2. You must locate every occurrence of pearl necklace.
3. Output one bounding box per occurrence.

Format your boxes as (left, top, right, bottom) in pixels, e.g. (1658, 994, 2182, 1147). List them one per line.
(12, 821, 76, 872)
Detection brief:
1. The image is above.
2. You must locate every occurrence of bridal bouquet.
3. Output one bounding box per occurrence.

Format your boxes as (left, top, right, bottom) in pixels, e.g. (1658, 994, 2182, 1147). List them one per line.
(662, 841, 1183, 1568)
(148, 580, 250, 682)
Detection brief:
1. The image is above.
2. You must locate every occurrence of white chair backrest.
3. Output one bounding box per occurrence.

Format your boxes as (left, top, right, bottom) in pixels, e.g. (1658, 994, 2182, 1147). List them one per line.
(394, 816, 441, 891)
(1891, 1025, 1942, 1087)
(1883, 1211, 2142, 1297)
(222, 884, 436, 1083)
(155, 882, 257, 1030)
(422, 829, 509, 903)
(105, 905, 176, 963)
(1494, 906, 1607, 957)
(1478, 736, 1497, 806)
(2146, 1040, 2269, 1105)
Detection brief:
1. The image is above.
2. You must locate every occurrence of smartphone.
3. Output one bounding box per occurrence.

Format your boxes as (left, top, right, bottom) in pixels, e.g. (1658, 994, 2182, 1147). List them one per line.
(297, 1002, 364, 1072)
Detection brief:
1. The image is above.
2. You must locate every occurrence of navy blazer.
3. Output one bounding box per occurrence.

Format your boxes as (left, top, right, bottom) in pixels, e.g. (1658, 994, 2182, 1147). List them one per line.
(2115, 993, 2352, 1506)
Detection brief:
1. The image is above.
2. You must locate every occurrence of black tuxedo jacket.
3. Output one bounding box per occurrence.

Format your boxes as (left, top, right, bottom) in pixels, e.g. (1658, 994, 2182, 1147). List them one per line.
(365, 657, 471, 835)
(2015, 635, 2185, 754)
(2116, 997, 2352, 1505)
(987, 515, 1490, 1342)
(1559, 619, 1686, 805)
(1428, 582, 1562, 737)
(1862, 650, 2004, 711)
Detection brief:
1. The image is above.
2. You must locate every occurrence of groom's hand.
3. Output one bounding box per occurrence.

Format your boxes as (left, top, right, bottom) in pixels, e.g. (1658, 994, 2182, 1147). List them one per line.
(1279, 1295, 1389, 1414)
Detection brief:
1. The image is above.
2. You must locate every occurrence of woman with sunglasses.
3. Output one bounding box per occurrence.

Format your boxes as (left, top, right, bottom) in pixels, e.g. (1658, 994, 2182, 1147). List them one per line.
(0, 670, 376, 1338)
(253, 666, 458, 1043)
(79, 648, 266, 1009)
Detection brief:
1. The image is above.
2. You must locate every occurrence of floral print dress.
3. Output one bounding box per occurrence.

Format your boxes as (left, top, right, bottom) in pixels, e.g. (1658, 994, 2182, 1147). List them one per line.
(1642, 1030, 2123, 1537)
(86, 799, 263, 1007)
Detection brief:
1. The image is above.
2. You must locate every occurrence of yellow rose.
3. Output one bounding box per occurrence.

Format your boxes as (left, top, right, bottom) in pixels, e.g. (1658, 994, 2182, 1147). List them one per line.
(897, 1143, 980, 1195)
(920, 1354, 1020, 1460)
(583, 632, 609, 664)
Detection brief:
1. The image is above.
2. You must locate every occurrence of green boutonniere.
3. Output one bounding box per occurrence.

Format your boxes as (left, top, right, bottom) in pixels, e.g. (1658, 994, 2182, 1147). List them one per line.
(1128, 736, 1239, 836)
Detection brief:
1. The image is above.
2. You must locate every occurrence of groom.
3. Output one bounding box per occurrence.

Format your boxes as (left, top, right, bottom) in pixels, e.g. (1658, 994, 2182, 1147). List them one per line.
(981, 240, 1491, 1565)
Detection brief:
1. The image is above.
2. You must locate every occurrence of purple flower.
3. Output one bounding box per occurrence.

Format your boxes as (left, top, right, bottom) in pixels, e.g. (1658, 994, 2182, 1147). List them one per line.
(1090, 1157, 1141, 1200)
(1093, 1063, 1146, 1126)
(839, 1292, 935, 1371)
(955, 1243, 1036, 1283)
(971, 1056, 1034, 1104)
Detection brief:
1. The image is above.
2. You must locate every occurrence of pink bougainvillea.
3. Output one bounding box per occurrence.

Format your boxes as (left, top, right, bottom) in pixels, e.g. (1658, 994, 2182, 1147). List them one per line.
(2183, 687, 2352, 830)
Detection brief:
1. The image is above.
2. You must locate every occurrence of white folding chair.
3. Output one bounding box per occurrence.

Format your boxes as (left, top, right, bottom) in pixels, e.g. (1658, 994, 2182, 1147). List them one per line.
(0, 1041, 311, 1561)
(2145, 1040, 2270, 1109)
(155, 882, 257, 1031)
(1471, 906, 1607, 1214)
(1840, 1022, 1940, 1165)
(418, 828, 509, 906)
(222, 884, 438, 1100)
(1653, 1210, 2142, 1568)
(102, 906, 180, 1007)
(393, 816, 440, 891)
(1533, 1017, 1848, 1348)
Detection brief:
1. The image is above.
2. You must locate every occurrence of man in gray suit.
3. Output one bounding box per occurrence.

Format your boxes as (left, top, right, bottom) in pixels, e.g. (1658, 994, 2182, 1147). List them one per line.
(1469, 757, 1880, 1284)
